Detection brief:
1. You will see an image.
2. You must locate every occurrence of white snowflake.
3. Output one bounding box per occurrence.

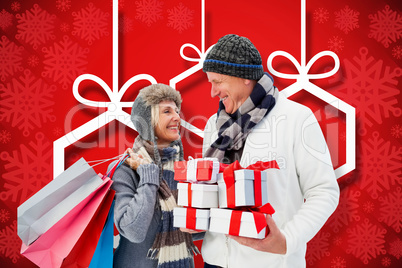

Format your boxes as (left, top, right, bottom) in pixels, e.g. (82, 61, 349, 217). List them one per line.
(135, 0, 163, 26)
(167, 2, 194, 33)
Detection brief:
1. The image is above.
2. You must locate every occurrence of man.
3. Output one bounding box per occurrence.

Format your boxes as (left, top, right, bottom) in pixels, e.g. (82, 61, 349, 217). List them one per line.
(201, 34, 340, 267)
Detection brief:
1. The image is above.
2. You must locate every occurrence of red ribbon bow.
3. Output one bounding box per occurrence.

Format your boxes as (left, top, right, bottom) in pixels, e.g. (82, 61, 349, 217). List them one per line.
(223, 160, 279, 208)
(229, 203, 276, 237)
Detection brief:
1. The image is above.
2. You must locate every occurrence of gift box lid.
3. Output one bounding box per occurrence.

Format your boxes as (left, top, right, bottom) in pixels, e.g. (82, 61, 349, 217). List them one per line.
(173, 207, 210, 218)
(196, 158, 220, 169)
(210, 208, 262, 223)
(177, 182, 218, 192)
(217, 169, 267, 182)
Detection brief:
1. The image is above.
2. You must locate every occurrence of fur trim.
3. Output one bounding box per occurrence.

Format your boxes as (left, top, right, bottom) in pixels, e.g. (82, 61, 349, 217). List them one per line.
(138, 84, 182, 110)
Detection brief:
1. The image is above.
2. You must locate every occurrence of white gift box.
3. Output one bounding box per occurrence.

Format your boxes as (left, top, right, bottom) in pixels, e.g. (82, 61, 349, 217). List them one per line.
(177, 182, 218, 208)
(209, 208, 267, 239)
(173, 207, 210, 231)
(218, 169, 268, 208)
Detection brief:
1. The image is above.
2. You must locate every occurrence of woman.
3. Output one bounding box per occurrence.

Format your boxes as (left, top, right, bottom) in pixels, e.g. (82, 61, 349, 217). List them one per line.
(111, 84, 198, 268)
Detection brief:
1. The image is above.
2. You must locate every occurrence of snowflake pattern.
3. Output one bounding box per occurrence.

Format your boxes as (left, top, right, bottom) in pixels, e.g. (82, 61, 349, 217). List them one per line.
(346, 218, 387, 264)
(328, 36, 344, 52)
(359, 132, 402, 199)
(330, 47, 401, 135)
(0, 132, 52, 204)
(306, 231, 331, 265)
(42, 35, 89, 90)
(333, 236, 343, 246)
(15, 4, 56, 49)
(381, 257, 391, 267)
(56, 0, 71, 12)
(0, 35, 23, 82)
(314, 7, 329, 24)
(0, 221, 20, 263)
(369, 5, 402, 48)
(167, 2, 194, 33)
(0, 69, 56, 136)
(389, 238, 402, 259)
(362, 201, 375, 213)
(135, 0, 163, 26)
(0, 9, 13, 30)
(328, 189, 361, 232)
(0, 130, 11, 144)
(331, 256, 346, 268)
(10, 2, 21, 12)
(119, 16, 133, 34)
(0, 209, 10, 223)
(378, 187, 402, 232)
(60, 22, 70, 32)
(392, 45, 402, 59)
(334, 5, 359, 34)
(72, 3, 109, 45)
(27, 55, 39, 67)
(391, 124, 402, 138)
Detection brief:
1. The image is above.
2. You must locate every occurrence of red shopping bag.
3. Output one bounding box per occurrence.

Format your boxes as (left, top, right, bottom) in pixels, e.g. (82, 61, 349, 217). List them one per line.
(20, 177, 113, 268)
(60, 189, 115, 268)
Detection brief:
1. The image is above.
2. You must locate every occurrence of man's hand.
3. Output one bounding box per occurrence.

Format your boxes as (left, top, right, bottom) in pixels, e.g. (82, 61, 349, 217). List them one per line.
(124, 148, 150, 170)
(228, 214, 287, 254)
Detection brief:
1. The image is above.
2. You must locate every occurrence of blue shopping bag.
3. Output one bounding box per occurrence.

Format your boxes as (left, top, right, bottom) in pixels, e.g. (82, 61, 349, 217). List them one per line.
(89, 200, 115, 268)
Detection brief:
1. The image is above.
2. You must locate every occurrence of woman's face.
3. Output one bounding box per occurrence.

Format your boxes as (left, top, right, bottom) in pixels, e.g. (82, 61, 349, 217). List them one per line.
(154, 100, 181, 146)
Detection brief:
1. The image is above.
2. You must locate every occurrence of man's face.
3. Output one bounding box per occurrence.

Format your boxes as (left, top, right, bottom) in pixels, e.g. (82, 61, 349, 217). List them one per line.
(206, 72, 250, 114)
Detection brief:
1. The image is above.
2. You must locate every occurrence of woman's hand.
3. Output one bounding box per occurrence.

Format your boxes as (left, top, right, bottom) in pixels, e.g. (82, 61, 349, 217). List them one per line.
(124, 148, 151, 170)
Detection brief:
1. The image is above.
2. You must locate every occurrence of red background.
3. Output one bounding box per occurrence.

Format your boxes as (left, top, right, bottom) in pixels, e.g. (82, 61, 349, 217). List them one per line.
(0, 0, 401, 267)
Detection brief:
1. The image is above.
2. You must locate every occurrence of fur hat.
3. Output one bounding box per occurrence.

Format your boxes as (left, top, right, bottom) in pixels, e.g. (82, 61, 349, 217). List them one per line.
(131, 83, 182, 142)
(203, 34, 264, 80)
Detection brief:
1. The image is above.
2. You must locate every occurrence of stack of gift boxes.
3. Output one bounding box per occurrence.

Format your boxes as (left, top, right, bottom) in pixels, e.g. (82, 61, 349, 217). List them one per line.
(173, 157, 278, 239)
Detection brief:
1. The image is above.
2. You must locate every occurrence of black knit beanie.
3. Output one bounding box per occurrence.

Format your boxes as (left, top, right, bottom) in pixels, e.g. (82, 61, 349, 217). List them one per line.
(203, 34, 264, 80)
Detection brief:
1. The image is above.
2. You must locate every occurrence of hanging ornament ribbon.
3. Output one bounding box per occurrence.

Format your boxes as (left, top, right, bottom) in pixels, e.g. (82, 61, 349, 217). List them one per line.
(267, 0, 340, 97)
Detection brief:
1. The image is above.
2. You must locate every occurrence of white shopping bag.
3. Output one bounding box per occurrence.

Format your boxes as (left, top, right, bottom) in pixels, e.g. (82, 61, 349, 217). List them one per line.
(18, 158, 103, 246)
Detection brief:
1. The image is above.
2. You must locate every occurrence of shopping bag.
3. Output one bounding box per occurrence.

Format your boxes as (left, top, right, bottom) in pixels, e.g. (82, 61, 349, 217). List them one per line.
(18, 158, 104, 246)
(21, 177, 113, 268)
(88, 200, 115, 268)
(60, 189, 115, 268)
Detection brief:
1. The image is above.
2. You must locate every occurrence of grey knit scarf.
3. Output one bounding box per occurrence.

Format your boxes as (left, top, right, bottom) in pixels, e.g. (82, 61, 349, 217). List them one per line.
(204, 73, 278, 161)
(132, 136, 198, 268)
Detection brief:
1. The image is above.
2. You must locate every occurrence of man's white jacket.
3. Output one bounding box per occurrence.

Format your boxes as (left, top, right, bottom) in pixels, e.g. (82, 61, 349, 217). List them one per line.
(201, 92, 340, 268)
